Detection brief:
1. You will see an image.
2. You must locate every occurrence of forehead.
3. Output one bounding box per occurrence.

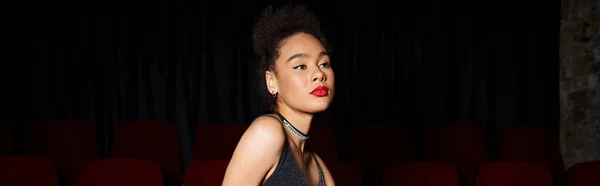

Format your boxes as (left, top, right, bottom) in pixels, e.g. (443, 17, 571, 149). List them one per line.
(278, 33, 326, 57)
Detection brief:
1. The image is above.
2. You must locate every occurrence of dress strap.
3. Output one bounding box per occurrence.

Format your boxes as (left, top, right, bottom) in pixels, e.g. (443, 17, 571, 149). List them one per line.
(311, 152, 325, 186)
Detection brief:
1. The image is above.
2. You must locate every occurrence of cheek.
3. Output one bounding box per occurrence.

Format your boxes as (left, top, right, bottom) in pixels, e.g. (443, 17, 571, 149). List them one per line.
(327, 71, 335, 86)
(282, 73, 308, 94)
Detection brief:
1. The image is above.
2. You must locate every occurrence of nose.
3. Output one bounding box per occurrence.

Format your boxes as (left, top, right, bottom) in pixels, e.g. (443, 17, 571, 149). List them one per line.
(311, 69, 326, 82)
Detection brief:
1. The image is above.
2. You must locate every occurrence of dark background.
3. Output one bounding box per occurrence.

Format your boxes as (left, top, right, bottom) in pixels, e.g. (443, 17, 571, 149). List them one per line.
(3, 0, 560, 169)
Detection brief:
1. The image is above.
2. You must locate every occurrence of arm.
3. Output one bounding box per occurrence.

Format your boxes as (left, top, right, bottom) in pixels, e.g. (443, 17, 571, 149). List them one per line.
(313, 153, 336, 186)
(222, 116, 285, 186)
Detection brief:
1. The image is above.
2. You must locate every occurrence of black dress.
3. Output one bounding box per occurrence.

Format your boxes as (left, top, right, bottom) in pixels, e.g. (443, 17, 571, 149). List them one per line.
(260, 115, 325, 186)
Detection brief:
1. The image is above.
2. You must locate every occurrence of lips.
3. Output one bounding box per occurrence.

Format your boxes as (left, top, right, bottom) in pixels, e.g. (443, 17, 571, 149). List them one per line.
(310, 86, 329, 97)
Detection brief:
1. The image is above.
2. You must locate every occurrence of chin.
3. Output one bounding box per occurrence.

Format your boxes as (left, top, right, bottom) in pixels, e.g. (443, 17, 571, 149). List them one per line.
(305, 102, 331, 113)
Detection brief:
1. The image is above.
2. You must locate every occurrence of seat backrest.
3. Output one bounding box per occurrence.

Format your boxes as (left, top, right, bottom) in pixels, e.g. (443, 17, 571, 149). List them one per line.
(0, 156, 59, 186)
(305, 124, 338, 162)
(567, 160, 600, 186)
(193, 124, 249, 160)
(498, 126, 560, 161)
(184, 160, 230, 186)
(26, 120, 98, 170)
(348, 124, 413, 186)
(348, 124, 413, 166)
(383, 161, 460, 186)
(78, 158, 164, 186)
(325, 161, 363, 186)
(423, 124, 488, 186)
(25, 120, 98, 186)
(498, 125, 564, 183)
(475, 162, 554, 186)
(111, 120, 182, 182)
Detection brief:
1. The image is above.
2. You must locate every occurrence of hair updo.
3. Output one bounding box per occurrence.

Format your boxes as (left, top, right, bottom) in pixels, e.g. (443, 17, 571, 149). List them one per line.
(251, 4, 331, 112)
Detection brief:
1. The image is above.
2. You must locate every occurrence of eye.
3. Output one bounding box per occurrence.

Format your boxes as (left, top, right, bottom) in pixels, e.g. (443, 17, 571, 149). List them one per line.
(293, 65, 307, 70)
(319, 62, 331, 68)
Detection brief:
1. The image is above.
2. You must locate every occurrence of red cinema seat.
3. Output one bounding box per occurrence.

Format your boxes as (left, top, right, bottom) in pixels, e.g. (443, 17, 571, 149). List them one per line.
(476, 162, 554, 186)
(348, 124, 413, 186)
(184, 160, 230, 186)
(383, 161, 460, 186)
(305, 124, 338, 162)
(0, 156, 59, 186)
(326, 161, 363, 186)
(498, 125, 565, 184)
(193, 124, 249, 160)
(423, 124, 488, 186)
(25, 120, 98, 186)
(111, 120, 182, 184)
(78, 158, 164, 186)
(567, 160, 600, 186)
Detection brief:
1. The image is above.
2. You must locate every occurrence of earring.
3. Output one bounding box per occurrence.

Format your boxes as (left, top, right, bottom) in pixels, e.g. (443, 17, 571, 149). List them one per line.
(272, 92, 278, 98)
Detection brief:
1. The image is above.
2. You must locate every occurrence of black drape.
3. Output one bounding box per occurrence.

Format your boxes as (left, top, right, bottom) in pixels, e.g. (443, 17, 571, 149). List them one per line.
(4, 0, 559, 169)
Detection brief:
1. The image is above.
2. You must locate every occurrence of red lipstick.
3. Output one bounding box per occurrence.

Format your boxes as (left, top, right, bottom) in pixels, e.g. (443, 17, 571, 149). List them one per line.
(310, 86, 329, 97)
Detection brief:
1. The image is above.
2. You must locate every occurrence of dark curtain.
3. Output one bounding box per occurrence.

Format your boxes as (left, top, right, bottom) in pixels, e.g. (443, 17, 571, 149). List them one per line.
(4, 0, 559, 168)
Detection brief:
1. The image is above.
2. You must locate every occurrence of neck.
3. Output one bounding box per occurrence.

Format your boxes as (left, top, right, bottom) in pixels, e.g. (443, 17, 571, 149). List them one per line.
(276, 105, 313, 152)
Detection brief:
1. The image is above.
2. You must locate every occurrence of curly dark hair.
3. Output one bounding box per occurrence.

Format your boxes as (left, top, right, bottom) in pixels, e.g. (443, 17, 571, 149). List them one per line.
(252, 4, 331, 112)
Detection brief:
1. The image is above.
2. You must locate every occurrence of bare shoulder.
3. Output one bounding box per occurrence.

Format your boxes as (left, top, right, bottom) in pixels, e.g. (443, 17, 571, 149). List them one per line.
(222, 115, 286, 186)
(243, 115, 286, 143)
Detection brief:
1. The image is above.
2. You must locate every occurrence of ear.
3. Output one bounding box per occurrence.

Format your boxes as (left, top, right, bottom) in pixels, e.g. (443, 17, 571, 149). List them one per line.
(265, 70, 277, 94)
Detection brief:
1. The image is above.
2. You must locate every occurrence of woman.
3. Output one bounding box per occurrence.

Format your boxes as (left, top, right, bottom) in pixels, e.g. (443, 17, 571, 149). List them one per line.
(222, 4, 336, 186)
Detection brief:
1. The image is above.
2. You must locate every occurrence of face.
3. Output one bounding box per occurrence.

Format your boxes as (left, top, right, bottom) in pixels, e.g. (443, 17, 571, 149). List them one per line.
(265, 33, 335, 113)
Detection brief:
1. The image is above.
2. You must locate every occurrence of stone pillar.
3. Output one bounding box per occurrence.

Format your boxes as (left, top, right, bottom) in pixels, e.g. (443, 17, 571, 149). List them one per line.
(559, 0, 600, 170)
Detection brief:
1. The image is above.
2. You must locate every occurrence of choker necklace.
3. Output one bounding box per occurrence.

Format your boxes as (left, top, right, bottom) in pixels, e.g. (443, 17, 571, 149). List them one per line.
(275, 112, 310, 140)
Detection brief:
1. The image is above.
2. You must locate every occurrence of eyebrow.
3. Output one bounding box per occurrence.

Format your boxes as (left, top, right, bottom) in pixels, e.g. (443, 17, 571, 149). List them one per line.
(286, 51, 329, 62)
